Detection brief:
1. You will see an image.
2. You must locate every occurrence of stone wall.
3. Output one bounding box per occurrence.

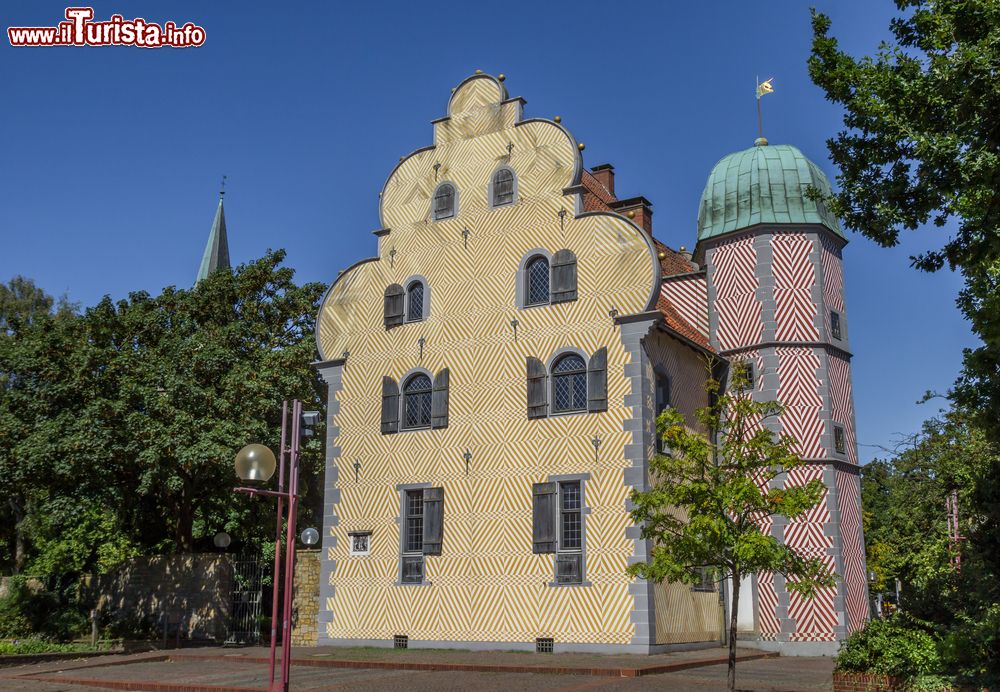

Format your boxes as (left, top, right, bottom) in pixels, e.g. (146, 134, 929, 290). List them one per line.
(83, 554, 233, 642)
(291, 550, 320, 646)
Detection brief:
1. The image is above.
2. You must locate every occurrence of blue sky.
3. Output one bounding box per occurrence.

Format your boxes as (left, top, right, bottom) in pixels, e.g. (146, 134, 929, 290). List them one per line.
(1, 1, 975, 462)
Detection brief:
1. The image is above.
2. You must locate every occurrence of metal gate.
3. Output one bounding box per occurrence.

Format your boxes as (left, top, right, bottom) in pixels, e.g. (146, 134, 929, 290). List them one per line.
(226, 552, 270, 645)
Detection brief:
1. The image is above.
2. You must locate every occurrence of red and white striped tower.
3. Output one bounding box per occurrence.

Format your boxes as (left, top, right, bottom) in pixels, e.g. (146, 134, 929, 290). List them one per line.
(695, 139, 868, 655)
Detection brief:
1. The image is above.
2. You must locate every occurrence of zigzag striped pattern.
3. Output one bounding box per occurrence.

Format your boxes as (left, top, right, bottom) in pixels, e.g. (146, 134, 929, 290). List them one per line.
(771, 234, 819, 342)
(776, 347, 824, 458)
(314, 76, 689, 646)
(709, 234, 761, 350)
(828, 354, 858, 465)
(820, 235, 845, 338)
(757, 571, 780, 639)
(661, 274, 709, 340)
(784, 465, 838, 640)
(837, 470, 868, 633)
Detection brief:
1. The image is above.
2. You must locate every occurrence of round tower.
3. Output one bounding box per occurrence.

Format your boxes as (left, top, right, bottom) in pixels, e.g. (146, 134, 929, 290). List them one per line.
(697, 140, 868, 655)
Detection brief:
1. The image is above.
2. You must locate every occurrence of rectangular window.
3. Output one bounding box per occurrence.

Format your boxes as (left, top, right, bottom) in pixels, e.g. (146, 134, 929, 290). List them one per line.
(401, 490, 424, 583)
(655, 373, 671, 453)
(405, 490, 424, 553)
(834, 425, 846, 454)
(692, 567, 715, 592)
(831, 311, 842, 340)
(556, 481, 584, 584)
(349, 532, 371, 556)
(736, 360, 754, 390)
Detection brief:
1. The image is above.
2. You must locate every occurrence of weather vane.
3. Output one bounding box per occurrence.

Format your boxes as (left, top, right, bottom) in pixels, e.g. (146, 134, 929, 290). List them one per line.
(220, 174, 227, 197)
(755, 76, 774, 144)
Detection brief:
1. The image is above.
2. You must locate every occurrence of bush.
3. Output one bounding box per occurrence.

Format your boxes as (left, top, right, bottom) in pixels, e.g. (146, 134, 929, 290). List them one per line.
(0, 576, 88, 642)
(835, 615, 941, 678)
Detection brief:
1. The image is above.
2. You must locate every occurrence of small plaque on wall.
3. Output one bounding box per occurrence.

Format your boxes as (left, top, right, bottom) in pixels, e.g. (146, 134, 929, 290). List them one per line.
(349, 532, 371, 556)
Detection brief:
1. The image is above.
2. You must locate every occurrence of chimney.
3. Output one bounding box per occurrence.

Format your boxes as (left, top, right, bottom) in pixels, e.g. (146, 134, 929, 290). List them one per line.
(590, 164, 615, 197)
(609, 196, 654, 235)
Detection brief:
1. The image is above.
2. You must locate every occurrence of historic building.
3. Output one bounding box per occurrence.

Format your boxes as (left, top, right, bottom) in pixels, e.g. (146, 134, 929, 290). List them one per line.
(313, 73, 867, 655)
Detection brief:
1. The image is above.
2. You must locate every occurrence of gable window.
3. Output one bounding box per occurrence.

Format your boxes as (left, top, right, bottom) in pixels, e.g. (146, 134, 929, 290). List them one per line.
(830, 311, 842, 340)
(526, 256, 550, 306)
(406, 281, 424, 322)
(433, 182, 456, 220)
(526, 348, 607, 419)
(492, 168, 515, 207)
(834, 425, 846, 454)
(552, 354, 587, 414)
(402, 373, 433, 429)
(381, 369, 449, 434)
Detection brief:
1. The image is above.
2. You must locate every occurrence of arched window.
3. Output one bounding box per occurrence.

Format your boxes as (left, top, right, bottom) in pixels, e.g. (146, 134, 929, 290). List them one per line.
(551, 354, 587, 413)
(406, 281, 424, 322)
(433, 183, 456, 220)
(492, 168, 515, 207)
(526, 256, 550, 306)
(402, 373, 433, 429)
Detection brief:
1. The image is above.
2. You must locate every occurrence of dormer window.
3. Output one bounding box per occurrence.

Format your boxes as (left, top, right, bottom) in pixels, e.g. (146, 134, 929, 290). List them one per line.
(433, 182, 456, 220)
(491, 168, 515, 207)
(526, 256, 550, 306)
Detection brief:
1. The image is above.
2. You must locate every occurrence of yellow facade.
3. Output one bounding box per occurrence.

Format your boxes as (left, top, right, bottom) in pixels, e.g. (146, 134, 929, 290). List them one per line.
(315, 74, 722, 651)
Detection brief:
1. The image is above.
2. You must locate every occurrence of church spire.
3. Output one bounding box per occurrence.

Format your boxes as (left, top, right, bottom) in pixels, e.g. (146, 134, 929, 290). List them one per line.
(195, 177, 231, 284)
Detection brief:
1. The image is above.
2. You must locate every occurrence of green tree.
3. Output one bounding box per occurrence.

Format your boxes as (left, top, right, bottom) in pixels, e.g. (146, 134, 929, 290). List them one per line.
(628, 366, 835, 692)
(82, 249, 326, 553)
(0, 277, 82, 572)
(807, 1, 1000, 442)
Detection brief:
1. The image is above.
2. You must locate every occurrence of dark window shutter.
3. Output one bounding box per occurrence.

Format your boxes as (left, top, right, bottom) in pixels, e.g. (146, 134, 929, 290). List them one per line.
(555, 553, 583, 584)
(588, 347, 608, 412)
(431, 368, 450, 429)
(380, 376, 399, 434)
(422, 487, 444, 555)
(550, 249, 577, 303)
(384, 284, 404, 328)
(532, 482, 558, 554)
(527, 356, 548, 419)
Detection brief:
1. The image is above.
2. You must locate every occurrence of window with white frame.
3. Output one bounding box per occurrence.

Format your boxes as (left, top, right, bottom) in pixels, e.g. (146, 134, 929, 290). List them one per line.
(349, 532, 371, 556)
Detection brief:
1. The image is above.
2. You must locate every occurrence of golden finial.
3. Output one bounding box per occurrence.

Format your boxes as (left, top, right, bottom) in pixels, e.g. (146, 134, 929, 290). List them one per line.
(627, 210, 636, 219)
(578, 142, 586, 151)
(657, 251, 666, 260)
(475, 69, 482, 74)
(554, 115, 562, 123)
(498, 74, 506, 82)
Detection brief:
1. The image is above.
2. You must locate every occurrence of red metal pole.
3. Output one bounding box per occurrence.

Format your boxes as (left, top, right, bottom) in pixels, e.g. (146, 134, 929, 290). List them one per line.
(268, 401, 289, 691)
(280, 399, 301, 691)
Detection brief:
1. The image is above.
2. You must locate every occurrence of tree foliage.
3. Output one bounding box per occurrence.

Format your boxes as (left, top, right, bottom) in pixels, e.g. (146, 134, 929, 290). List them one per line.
(808, 1, 1000, 438)
(0, 251, 326, 575)
(628, 364, 834, 692)
(859, 406, 999, 684)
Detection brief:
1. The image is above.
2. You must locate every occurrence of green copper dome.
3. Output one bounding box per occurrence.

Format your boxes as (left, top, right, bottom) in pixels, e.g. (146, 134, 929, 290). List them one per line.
(697, 142, 843, 241)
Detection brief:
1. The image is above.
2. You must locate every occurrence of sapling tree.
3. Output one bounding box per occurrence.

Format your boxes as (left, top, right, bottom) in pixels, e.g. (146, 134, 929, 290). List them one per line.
(627, 364, 835, 692)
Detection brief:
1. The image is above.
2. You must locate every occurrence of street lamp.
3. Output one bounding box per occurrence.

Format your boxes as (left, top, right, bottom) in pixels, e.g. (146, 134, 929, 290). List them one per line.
(233, 400, 307, 692)
(235, 444, 277, 482)
(213, 532, 231, 550)
(300, 528, 319, 547)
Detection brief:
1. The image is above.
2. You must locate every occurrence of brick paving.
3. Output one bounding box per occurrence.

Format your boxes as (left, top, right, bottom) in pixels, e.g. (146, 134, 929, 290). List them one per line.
(0, 645, 834, 691)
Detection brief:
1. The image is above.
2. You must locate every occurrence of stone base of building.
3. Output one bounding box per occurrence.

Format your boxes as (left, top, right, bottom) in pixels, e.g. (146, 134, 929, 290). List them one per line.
(742, 637, 841, 657)
(316, 636, 722, 656)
